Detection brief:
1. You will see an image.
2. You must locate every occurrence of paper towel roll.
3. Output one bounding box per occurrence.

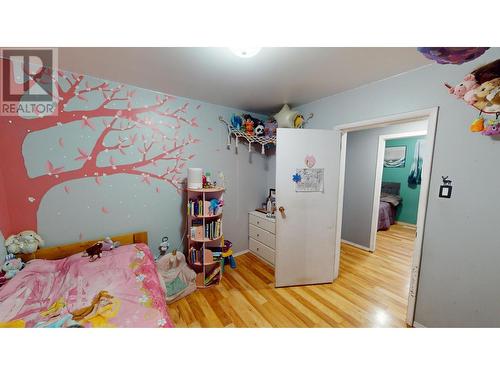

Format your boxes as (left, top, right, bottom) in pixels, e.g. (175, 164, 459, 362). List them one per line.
(188, 168, 203, 189)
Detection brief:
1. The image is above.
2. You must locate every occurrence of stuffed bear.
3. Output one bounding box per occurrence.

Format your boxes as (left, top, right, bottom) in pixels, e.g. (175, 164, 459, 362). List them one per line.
(1, 257, 24, 279)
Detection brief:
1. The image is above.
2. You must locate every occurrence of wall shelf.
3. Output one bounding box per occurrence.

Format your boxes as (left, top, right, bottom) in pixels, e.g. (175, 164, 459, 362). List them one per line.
(219, 116, 276, 155)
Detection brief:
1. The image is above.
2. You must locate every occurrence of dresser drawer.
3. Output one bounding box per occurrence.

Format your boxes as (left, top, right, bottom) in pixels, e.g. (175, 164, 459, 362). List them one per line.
(249, 237, 275, 265)
(249, 213, 275, 234)
(249, 224, 275, 249)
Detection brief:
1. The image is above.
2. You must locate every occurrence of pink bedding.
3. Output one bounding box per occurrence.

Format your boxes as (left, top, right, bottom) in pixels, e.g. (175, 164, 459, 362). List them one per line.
(0, 243, 173, 328)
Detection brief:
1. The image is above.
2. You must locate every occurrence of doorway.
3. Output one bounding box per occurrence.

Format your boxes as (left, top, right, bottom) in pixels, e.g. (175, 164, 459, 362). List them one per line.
(334, 108, 438, 326)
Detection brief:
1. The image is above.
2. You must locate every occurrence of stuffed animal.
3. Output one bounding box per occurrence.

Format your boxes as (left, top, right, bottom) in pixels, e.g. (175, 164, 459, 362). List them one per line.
(230, 114, 242, 130)
(264, 120, 277, 138)
(158, 236, 170, 258)
(209, 199, 221, 215)
(244, 118, 254, 135)
(470, 78, 500, 110)
(5, 230, 44, 254)
(254, 123, 265, 137)
(4, 235, 22, 254)
(83, 242, 103, 262)
(448, 74, 479, 101)
(1, 257, 24, 279)
(482, 120, 500, 136)
(100, 236, 120, 251)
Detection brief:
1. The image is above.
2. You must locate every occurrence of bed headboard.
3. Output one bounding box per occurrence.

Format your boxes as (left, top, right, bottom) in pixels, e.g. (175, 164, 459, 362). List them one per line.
(381, 182, 401, 196)
(17, 231, 148, 262)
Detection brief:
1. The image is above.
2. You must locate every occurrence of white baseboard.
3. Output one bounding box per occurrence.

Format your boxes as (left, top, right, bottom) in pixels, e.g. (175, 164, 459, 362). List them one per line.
(412, 321, 426, 328)
(341, 239, 372, 252)
(233, 249, 249, 257)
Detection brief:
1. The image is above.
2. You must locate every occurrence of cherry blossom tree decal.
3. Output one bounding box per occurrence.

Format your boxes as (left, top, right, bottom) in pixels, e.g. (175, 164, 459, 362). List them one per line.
(0, 68, 200, 234)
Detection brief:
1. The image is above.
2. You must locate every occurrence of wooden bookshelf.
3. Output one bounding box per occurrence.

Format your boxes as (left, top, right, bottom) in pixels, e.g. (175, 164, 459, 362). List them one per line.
(186, 187, 225, 288)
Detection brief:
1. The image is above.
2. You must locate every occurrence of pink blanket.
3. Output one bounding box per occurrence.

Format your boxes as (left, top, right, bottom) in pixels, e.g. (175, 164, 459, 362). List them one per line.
(0, 243, 173, 328)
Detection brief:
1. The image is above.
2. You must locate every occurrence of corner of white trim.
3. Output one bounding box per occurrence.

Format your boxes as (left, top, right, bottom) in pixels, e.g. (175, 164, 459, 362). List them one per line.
(412, 321, 426, 328)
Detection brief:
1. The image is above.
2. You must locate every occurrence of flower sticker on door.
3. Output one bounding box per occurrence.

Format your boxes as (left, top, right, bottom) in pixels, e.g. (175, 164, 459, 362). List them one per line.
(292, 173, 302, 183)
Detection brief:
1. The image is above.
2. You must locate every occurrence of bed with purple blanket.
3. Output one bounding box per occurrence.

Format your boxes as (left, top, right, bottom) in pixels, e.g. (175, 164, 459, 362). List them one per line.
(378, 182, 402, 231)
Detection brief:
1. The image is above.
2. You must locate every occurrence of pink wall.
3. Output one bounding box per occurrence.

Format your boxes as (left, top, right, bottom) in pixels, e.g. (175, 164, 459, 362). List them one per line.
(0, 166, 12, 236)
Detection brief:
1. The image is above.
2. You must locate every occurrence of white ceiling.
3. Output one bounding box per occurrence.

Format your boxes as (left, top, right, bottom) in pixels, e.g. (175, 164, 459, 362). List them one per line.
(59, 48, 430, 114)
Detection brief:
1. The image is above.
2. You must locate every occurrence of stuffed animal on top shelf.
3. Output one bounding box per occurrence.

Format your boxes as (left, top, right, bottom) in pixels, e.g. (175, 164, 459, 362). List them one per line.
(264, 120, 277, 138)
(230, 114, 243, 130)
(254, 123, 265, 137)
(244, 118, 254, 135)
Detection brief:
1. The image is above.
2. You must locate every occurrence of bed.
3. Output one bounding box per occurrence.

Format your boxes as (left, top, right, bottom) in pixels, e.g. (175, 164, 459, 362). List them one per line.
(378, 182, 402, 231)
(0, 232, 174, 328)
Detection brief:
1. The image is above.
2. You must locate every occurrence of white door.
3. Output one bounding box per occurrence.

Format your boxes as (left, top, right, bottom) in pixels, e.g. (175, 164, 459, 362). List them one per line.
(275, 128, 341, 287)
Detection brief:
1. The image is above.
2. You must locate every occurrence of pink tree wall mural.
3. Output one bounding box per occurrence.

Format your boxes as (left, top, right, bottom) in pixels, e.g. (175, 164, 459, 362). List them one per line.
(0, 69, 200, 235)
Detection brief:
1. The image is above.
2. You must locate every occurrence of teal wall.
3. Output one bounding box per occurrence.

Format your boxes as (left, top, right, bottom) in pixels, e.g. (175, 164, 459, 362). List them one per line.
(382, 136, 425, 225)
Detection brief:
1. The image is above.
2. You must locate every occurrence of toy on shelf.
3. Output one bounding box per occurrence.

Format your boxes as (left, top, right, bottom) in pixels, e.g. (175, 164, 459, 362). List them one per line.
(444, 59, 500, 137)
(220, 115, 275, 155)
(220, 107, 313, 154)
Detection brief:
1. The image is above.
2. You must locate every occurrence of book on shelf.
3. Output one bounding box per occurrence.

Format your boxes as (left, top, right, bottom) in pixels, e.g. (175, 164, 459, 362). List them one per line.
(203, 218, 221, 240)
(205, 266, 220, 285)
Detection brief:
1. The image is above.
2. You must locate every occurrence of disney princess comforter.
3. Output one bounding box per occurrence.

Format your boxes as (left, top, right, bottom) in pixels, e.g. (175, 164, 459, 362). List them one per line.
(0, 243, 173, 328)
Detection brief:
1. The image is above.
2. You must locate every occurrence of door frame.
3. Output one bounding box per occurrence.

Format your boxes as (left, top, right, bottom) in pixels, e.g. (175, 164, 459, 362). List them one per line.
(370, 130, 427, 253)
(333, 107, 439, 326)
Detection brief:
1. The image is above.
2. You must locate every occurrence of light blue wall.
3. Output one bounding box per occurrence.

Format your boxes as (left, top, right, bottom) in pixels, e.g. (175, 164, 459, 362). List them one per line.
(382, 136, 426, 225)
(341, 121, 427, 248)
(295, 48, 500, 327)
(6, 71, 271, 256)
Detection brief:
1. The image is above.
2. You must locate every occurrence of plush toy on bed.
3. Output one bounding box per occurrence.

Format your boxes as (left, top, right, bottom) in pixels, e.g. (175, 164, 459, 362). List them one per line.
(5, 230, 44, 254)
(1, 255, 24, 279)
(101, 236, 120, 251)
(83, 242, 103, 262)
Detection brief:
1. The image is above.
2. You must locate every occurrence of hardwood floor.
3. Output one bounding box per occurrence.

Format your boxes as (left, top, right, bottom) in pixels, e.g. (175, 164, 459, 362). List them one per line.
(168, 224, 416, 327)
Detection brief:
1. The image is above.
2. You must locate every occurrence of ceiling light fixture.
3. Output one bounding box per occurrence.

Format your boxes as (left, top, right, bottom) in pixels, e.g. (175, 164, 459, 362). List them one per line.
(229, 47, 262, 58)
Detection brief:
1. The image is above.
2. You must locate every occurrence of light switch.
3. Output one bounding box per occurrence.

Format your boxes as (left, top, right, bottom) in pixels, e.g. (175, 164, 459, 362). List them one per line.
(439, 185, 452, 198)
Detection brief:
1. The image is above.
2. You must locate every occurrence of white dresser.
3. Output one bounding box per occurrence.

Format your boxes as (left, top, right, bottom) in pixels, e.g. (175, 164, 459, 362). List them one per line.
(248, 211, 276, 266)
